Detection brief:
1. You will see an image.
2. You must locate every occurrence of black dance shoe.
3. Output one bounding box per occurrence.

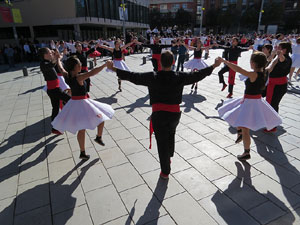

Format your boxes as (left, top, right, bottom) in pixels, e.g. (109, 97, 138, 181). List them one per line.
(94, 136, 105, 146)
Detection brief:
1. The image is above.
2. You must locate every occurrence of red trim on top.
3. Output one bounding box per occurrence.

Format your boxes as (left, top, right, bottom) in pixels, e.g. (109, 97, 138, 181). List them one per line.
(47, 79, 60, 90)
(81, 66, 88, 72)
(266, 77, 287, 104)
(149, 103, 180, 149)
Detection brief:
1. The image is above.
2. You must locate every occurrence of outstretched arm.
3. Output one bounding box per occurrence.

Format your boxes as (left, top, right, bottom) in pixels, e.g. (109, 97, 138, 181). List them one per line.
(181, 58, 222, 85)
(106, 60, 153, 86)
(121, 41, 135, 50)
(218, 57, 257, 82)
(98, 45, 114, 52)
(77, 62, 107, 83)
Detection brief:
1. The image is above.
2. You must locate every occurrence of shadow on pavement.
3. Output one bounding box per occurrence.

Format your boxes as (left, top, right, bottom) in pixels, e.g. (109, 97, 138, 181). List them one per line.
(212, 162, 294, 225)
(128, 178, 168, 225)
(0, 158, 98, 225)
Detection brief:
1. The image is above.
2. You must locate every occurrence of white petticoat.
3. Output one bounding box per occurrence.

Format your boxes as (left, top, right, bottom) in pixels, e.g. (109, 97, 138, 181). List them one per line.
(106, 59, 130, 72)
(43, 76, 70, 92)
(291, 54, 300, 68)
(218, 97, 282, 131)
(183, 58, 208, 70)
(51, 98, 115, 134)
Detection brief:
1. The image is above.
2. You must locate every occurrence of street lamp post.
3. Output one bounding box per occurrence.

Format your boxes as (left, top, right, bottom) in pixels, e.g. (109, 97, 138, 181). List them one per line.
(120, 0, 126, 40)
(257, 0, 265, 34)
(199, 0, 205, 35)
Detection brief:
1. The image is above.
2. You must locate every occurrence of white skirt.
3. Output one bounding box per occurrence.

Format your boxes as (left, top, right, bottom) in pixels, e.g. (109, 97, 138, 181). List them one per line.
(291, 54, 300, 68)
(183, 58, 208, 70)
(106, 59, 130, 72)
(43, 76, 70, 92)
(218, 97, 282, 131)
(51, 98, 115, 134)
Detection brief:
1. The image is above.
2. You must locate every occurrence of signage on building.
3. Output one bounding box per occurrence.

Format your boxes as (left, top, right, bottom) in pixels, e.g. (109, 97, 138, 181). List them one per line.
(119, 7, 128, 21)
(12, 8, 22, 23)
(0, 6, 13, 23)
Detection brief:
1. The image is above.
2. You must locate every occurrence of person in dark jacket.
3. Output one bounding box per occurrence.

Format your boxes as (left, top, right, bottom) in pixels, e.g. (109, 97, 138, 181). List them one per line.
(106, 51, 221, 179)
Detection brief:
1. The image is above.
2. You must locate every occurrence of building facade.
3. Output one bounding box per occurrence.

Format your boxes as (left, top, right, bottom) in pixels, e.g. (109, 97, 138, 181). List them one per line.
(0, 0, 150, 44)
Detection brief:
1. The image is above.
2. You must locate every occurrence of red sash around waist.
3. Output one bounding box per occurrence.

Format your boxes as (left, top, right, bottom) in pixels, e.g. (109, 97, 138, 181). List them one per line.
(152, 54, 162, 71)
(71, 94, 90, 100)
(149, 103, 180, 149)
(47, 79, 60, 90)
(81, 66, 88, 72)
(114, 58, 122, 61)
(266, 77, 287, 104)
(57, 73, 63, 77)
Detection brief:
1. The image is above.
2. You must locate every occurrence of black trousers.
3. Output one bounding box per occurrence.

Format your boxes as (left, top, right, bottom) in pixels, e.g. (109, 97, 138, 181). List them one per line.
(151, 111, 181, 175)
(176, 55, 185, 72)
(268, 83, 287, 113)
(47, 88, 71, 121)
(218, 64, 229, 84)
(151, 58, 158, 72)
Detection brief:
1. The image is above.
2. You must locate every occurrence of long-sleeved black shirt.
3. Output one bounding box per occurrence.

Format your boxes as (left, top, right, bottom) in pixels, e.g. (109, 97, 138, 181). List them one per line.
(40, 59, 58, 81)
(116, 66, 214, 105)
(142, 44, 172, 54)
(71, 48, 95, 67)
(269, 55, 292, 78)
(218, 45, 248, 61)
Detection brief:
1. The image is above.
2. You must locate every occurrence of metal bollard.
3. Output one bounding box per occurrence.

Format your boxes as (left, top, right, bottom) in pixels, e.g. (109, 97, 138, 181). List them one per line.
(89, 61, 94, 70)
(142, 56, 146, 64)
(23, 66, 28, 76)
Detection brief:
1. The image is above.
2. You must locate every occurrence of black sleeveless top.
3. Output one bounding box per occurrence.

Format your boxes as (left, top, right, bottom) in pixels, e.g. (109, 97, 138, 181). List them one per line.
(194, 49, 202, 58)
(69, 76, 87, 96)
(112, 49, 122, 60)
(244, 72, 265, 95)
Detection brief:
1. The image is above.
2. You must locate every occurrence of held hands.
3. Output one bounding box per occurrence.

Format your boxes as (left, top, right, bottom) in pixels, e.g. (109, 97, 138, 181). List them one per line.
(213, 57, 223, 68)
(106, 60, 114, 71)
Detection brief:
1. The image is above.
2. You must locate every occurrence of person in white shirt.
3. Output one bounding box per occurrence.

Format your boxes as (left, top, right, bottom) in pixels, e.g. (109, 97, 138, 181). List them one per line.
(289, 37, 300, 81)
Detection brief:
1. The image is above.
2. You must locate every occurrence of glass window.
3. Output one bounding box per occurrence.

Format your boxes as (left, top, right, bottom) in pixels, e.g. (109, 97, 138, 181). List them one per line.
(182, 3, 187, 9)
(76, 0, 86, 17)
(97, 0, 104, 18)
(89, 0, 97, 17)
(172, 4, 180, 11)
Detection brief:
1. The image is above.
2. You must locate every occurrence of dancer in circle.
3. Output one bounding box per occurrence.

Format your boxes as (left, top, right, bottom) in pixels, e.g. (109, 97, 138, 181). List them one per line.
(264, 42, 292, 132)
(216, 37, 251, 98)
(183, 38, 209, 90)
(218, 52, 282, 161)
(107, 51, 221, 179)
(38, 48, 71, 135)
(51, 56, 115, 160)
(99, 39, 136, 91)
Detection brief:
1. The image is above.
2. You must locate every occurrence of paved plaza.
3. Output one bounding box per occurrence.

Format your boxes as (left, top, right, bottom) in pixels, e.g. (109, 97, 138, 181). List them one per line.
(0, 49, 300, 225)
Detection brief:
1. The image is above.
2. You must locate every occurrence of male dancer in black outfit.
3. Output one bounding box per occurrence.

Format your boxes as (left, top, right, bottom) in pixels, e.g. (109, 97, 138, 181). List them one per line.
(140, 36, 172, 72)
(216, 37, 251, 98)
(107, 51, 221, 179)
(71, 42, 99, 92)
(39, 48, 71, 135)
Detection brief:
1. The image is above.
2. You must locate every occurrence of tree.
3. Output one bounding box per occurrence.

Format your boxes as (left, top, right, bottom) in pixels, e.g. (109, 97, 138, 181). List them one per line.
(174, 8, 193, 30)
(149, 8, 161, 29)
(283, 10, 300, 32)
(261, 2, 283, 27)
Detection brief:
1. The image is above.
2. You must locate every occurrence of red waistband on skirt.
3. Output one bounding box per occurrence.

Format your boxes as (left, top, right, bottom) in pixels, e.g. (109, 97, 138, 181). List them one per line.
(149, 103, 180, 149)
(57, 73, 63, 76)
(114, 58, 122, 61)
(47, 79, 60, 89)
(71, 94, 90, 100)
(244, 94, 262, 99)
